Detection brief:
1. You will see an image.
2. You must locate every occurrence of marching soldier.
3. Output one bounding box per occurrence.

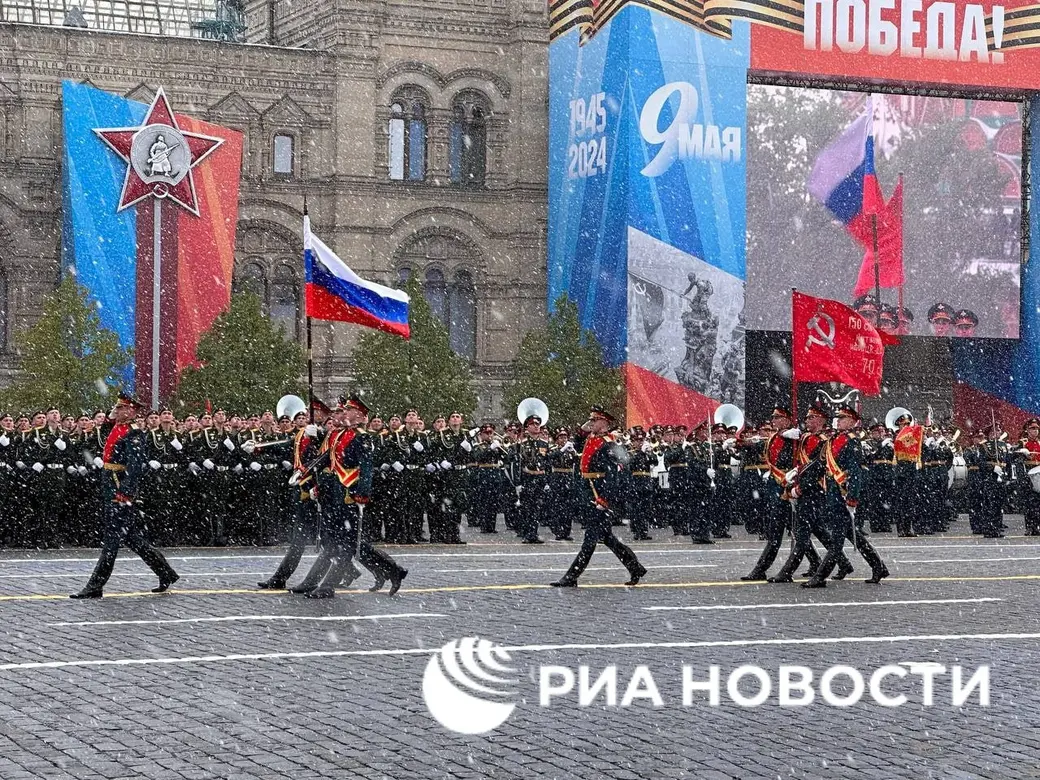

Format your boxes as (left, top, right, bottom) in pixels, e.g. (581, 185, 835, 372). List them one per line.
(1016, 419, 1040, 535)
(70, 392, 179, 599)
(801, 405, 889, 587)
(769, 404, 850, 583)
(742, 407, 820, 581)
(551, 406, 646, 587)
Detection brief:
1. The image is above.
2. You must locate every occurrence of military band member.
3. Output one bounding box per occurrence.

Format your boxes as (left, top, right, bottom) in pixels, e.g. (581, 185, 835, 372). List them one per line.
(625, 426, 656, 541)
(972, 423, 1011, 538)
(470, 423, 505, 533)
(892, 411, 923, 537)
(662, 425, 690, 537)
(400, 409, 430, 544)
(515, 414, 549, 544)
(70, 392, 179, 599)
(547, 426, 577, 541)
(551, 406, 647, 587)
(428, 414, 468, 544)
(801, 405, 889, 587)
(859, 422, 894, 533)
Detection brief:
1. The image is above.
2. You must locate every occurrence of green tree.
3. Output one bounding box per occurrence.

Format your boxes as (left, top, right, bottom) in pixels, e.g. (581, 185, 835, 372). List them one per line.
(350, 279, 477, 417)
(503, 297, 623, 427)
(172, 292, 306, 413)
(0, 276, 132, 414)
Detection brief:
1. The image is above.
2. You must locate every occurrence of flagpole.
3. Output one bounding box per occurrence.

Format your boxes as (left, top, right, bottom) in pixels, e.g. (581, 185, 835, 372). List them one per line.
(791, 288, 798, 421)
(152, 198, 162, 409)
(871, 213, 881, 306)
(896, 172, 904, 333)
(303, 196, 315, 420)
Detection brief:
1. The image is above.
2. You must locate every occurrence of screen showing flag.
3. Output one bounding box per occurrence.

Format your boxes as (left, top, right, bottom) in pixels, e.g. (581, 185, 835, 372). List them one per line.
(745, 85, 1024, 340)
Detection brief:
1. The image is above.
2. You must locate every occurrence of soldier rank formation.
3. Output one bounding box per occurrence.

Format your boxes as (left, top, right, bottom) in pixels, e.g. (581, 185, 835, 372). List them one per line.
(0, 392, 1036, 598)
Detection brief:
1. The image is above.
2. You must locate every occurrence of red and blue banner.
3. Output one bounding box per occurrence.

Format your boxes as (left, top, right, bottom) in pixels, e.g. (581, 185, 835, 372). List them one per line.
(61, 80, 242, 405)
(304, 216, 410, 338)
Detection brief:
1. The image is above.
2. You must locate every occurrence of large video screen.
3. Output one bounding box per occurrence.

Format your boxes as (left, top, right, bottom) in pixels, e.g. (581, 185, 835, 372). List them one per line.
(745, 86, 1024, 339)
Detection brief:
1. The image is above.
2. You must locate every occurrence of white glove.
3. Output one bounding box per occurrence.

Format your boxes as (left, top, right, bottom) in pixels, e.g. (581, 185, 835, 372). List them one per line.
(304, 424, 318, 438)
(380, 463, 391, 472)
(425, 463, 436, 472)
(149, 460, 161, 470)
(706, 468, 716, 479)
(171, 438, 183, 451)
(282, 460, 293, 470)
(66, 465, 78, 475)
(250, 462, 262, 472)
(722, 438, 737, 451)
(762, 470, 772, 482)
(544, 483, 551, 492)
(562, 441, 575, 453)
(413, 441, 425, 452)
(1017, 448, 1032, 456)
(241, 439, 256, 454)
(32, 462, 44, 473)
(77, 465, 88, 476)
(92, 457, 103, 469)
(309, 487, 319, 501)
(54, 438, 67, 451)
(790, 484, 802, 499)
(203, 458, 215, 470)
(15, 460, 25, 469)
(882, 438, 893, 447)
(925, 437, 936, 447)
(994, 465, 1004, 477)
(490, 440, 502, 451)
(440, 459, 452, 470)
(460, 440, 473, 452)
(785, 468, 798, 485)
(781, 428, 802, 440)
(188, 462, 201, 475)
(641, 441, 652, 453)
(392, 461, 405, 473)
(223, 437, 235, 451)
(233, 463, 244, 474)
(289, 470, 302, 486)
(0, 434, 9, 447)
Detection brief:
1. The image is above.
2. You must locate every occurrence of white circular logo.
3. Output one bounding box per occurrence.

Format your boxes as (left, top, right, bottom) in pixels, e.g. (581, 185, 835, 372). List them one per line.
(422, 637, 518, 735)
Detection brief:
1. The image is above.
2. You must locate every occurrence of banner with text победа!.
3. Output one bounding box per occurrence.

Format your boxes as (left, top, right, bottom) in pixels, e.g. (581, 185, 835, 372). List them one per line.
(548, 5, 748, 430)
(751, 0, 1040, 90)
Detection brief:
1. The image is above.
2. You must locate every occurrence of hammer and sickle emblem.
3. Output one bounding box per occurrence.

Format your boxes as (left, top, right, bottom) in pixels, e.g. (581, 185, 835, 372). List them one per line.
(806, 307, 836, 349)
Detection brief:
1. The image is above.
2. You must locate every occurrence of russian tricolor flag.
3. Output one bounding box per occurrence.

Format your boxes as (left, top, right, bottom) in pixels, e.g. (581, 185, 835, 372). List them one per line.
(304, 216, 410, 338)
(807, 111, 885, 248)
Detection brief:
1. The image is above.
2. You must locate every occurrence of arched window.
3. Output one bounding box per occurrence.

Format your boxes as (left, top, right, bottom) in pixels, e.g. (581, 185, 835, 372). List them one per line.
(270, 265, 299, 337)
(449, 270, 476, 361)
(272, 133, 294, 175)
(424, 268, 446, 322)
(398, 266, 413, 285)
(388, 90, 428, 182)
(449, 92, 489, 187)
(234, 261, 267, 300)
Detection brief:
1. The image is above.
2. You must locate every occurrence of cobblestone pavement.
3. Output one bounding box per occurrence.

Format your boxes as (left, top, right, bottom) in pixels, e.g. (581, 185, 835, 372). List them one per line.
(1, 516, 1039, 779)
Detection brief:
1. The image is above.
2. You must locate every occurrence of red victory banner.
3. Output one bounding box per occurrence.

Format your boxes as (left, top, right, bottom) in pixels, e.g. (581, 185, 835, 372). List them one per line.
(792, 290, 887, 396)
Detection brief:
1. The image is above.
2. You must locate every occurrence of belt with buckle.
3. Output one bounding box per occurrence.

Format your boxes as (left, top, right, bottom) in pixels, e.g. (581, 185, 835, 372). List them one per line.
(523, 469, 546, 475)
(552, 468, 573, 474)
(215, 465, 229, 472)
(104, 463, 125, 472)
(581, 472, 605, 479)
(454, 465, 468, 470)
(46, 463, 64, 470)
(406, 464, 420, 470)
(669, 464, 688, 469)
(263, 463, 279, 470)
(478, 464, 500, 468)
(162, 464, 177, 470)
(631, 471, 652, 477)
(743, 465, 768, 471)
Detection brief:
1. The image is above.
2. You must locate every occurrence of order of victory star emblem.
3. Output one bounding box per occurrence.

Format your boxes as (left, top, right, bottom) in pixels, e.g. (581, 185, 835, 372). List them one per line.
(94, 87, 223, 216)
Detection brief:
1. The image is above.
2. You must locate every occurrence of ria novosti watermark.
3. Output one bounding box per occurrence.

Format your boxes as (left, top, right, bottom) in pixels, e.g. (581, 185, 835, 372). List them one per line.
(422, 637, 990, 735)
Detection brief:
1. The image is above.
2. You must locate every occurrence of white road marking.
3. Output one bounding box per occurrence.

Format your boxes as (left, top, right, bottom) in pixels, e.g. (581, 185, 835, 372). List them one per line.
(644, 597, 1002, 613)
(895, 557, 1040, 564)
(2, 630, 1038, 671)
(435, 564, 718, 573)
(49, 612, 443, 628)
